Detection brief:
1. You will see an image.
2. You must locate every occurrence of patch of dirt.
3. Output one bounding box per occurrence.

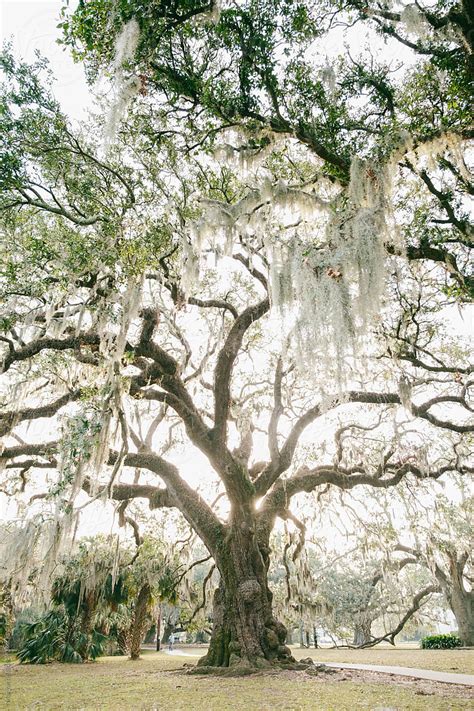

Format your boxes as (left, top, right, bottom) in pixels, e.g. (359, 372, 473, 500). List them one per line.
(294, 668, 473, 700)
(170, 664, 474, 700)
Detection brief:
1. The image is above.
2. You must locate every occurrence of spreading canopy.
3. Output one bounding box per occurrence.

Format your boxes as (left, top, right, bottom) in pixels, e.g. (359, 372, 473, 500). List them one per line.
(0, 0, 472, 668)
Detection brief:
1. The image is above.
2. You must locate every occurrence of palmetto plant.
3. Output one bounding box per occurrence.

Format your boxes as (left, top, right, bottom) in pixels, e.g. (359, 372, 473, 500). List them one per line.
(16, 535, 182, 663)
(17, 608, 106, 664)
(16, 539, 129, 664)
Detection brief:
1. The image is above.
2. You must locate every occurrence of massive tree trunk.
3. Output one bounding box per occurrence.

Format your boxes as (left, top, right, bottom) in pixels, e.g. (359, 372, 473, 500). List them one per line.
(129, 583, 151, 660)
(197, 509, 293, 672)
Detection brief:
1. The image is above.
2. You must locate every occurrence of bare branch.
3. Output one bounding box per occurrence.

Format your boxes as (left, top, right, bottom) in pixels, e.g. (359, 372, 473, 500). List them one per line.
(0, 391, 81, 437)
(213, 297, 270, 445)
(1, 332, 100, 373)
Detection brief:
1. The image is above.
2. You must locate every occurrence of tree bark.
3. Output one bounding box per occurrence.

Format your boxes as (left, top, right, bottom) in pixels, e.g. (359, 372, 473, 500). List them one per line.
(156, 605, 161, 651)
(197, 509, 294, 672)
(299, 619, 305, 648)
(78, 591, 96, 661)
(117, 627, 130, 656)
(129, 584, 151, 660)
(353, 619, 372, 647)
(0, 583, 14, 653)
(435, 554, 474, 647)
(161, 617, 175, 646)
(448, 588, 474, 647)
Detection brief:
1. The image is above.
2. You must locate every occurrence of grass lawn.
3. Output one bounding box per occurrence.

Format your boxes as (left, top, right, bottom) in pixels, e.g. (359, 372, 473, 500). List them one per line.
(1, 650, 473, 711)
(291, 645, 474, 675)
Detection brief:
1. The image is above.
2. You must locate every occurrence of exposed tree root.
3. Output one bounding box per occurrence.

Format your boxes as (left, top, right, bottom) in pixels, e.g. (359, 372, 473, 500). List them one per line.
(187, 655, 322, 677)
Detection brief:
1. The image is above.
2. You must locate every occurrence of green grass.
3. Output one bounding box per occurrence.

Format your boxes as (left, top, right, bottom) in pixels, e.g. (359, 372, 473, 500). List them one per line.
(1, 651, 472, 711)
(291, 645, 474, 675)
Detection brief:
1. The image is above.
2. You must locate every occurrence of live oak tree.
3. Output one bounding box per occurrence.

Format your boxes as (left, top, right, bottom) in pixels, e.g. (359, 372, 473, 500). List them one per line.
(0, 1, 473, 673)
(323, 472, 474, 646)
(394, 549, 474, 647)
(314, 556, 440, 647)
(268, 515, 443, 648)
(393, 490, 474, 646)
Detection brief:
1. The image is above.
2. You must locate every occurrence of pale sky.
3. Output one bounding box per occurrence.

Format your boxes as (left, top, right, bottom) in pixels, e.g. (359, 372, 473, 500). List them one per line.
(0, 0, 92, 119)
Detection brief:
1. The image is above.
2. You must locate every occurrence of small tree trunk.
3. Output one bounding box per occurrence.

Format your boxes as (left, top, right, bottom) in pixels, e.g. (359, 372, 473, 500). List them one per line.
(129, 584, 151, 661)
(197, 509, 293, 671)
(0, 584, 14, 653)
(353, 619, 372, 647)
(313, 624, 318, 649)
(78, 592, 96, 660)
(449, 589, 474, 647)
(299, 619, 305, 648)
(156, 605, 161, 651)
(161, 618, 175, 646)
(117, 627, 130, 655)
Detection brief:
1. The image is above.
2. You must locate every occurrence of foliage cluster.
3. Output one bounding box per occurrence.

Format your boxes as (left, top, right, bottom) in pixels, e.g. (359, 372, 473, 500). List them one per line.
(17, 609, 106, 664)
(421, 633, 462, 649)
(15, 535, 180, 664)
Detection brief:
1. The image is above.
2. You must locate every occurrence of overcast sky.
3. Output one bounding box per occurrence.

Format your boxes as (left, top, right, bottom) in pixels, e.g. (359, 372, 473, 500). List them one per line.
(0, 0, 92, 119)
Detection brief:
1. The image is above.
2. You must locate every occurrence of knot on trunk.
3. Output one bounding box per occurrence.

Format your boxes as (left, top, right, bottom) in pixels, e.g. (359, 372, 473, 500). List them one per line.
(264, 628, 279, 649)
(274, 620, 287, 643)
(238, 578, 261, 602)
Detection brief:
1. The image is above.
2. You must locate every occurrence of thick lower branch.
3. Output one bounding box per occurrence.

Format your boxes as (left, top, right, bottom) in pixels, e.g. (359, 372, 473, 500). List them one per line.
(359, 585, 441, 648)
(1, 333, 100, 373)
(0, 391, 81, 437)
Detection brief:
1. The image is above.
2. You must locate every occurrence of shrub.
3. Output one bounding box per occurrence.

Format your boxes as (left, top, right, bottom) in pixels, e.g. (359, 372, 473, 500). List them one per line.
(421, 633, 462, 649)
(8, 608, 41, 651)
(17, 608, 106, 664)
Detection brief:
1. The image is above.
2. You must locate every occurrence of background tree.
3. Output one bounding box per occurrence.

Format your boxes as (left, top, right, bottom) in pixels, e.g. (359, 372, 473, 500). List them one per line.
(316, 553, 441, 647)
(12, 533, 182, 663)
(0, 582, 14, 655)
(123, 535, 180, 660)
(391, 490, 473, 645)
(317, 472, 473, 646)
(269, 529, 442, 648)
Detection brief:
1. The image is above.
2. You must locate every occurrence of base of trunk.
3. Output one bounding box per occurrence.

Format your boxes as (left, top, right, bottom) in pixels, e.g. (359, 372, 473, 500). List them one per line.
(192, 584, 295, 675)
(192, 648, 312, 677)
